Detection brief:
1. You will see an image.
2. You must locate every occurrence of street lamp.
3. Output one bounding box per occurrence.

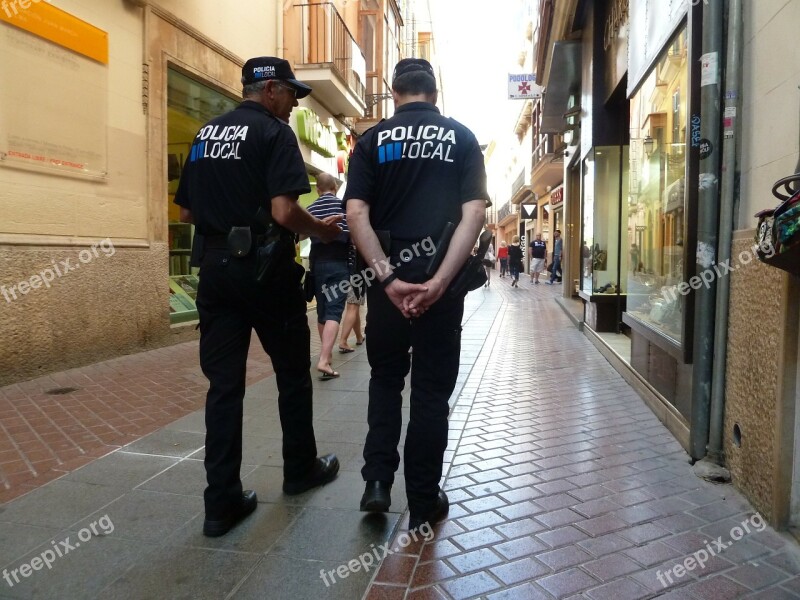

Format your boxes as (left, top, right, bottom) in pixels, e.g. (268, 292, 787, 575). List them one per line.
(643, 135, 655, 155)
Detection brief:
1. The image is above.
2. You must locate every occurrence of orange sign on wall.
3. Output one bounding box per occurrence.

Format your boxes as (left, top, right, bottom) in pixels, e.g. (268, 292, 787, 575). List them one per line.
(0, 0, 108, 64)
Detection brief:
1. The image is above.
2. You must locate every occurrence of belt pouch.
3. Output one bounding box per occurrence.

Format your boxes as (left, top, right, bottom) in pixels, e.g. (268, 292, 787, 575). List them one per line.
(448, 256, 487, 297)
(227, 226, 252, 257)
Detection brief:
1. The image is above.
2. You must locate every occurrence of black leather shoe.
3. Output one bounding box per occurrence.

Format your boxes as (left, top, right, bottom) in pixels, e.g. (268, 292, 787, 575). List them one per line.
(283, 454, 340, 495)
(408, 490, 449, 530)
(360, 481, 392, 512)
(203, 490, 258, 537)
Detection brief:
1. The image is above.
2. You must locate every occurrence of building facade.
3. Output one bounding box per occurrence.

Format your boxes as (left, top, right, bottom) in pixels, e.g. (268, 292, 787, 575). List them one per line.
(723, 0, 800, 529)
(531, 0, 800, 530)
(0, 0, 417, 385)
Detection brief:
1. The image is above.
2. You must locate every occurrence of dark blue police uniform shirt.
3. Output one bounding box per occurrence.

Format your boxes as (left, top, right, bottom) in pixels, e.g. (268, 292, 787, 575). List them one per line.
(174, 100, 310, 235)
(343, 102, 490, 240)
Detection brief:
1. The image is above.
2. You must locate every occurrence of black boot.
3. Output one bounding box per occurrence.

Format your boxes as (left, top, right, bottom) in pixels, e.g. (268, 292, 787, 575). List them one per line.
(360, 481, 392, 512)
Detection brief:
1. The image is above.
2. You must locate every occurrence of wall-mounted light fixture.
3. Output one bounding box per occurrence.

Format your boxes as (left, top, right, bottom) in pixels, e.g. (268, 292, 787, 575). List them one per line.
(643, 135, 655, 155)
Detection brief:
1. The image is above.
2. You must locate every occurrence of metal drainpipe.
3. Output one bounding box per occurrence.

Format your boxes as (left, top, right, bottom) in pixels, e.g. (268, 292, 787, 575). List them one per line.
(689, 0, 724, 462)
(707, 0, 742, 464)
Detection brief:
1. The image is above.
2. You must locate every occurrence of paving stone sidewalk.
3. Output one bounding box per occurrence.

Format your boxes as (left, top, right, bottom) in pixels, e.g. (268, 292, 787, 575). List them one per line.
(0, 337, 280, 505)
(1, 278, 799, 599)
(0, 298, 488, 599)
(364, 277, 800, 600)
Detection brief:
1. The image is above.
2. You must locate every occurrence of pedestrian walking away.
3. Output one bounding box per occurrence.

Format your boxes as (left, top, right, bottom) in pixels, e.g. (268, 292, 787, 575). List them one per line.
(529, 232, 547, 284)
(547, 228, 563, 284)
(344, 58, 489, 530)
(338, 266, 366, 353)
(482, 235, 495, 287)
(305, 172, 348, 379)
(508, 235, 523, 287)
(497, 240, 508, 277)
(174, 56, 341, 537)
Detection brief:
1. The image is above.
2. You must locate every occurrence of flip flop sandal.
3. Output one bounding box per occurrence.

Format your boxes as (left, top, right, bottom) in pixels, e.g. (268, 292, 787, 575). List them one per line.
(338, 347, 354, 353)
(318, 370, 340, 381)
(356, 338, 365, 346)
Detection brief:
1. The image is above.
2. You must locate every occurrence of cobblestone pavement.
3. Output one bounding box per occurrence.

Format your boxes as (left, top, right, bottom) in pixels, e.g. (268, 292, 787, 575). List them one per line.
(1, 277, 799, 599)
(0, 335, 285, 504)
(364, 276, 800, 600)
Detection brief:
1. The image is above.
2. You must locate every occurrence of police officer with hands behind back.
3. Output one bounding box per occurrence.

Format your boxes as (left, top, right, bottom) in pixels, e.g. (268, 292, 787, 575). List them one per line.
(345, 58, 490, 530)
(174, 56, 342, 538)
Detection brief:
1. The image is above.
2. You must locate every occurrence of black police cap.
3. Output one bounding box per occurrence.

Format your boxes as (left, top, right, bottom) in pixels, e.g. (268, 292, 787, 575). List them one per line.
(392, 58, 436, 83)
(241, 56, 312, 99)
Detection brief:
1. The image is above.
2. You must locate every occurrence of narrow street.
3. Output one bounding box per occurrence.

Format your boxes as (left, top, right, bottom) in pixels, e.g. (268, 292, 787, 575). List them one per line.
(1, 283, 799, 599)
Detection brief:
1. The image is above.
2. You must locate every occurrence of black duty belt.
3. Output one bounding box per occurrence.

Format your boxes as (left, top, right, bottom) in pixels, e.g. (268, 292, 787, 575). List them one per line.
(204, 233, 263, 250)
(204, 231, 294, 250)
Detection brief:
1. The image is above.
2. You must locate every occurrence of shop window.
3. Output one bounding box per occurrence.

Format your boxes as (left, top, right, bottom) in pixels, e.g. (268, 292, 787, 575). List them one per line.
(166, 68, 238, 324)
(553, 207, 562, 235)
(625, 27, 688, 344)
(581, 146, 629, 296)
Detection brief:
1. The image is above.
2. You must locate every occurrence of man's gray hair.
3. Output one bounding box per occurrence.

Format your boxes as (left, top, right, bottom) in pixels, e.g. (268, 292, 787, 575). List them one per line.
(242, 80, 268, 98)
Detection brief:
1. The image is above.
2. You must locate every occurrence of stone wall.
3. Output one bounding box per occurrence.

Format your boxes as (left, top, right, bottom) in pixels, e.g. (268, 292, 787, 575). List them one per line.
(0, 243, 199, 386)
(724, 234, 785, 519)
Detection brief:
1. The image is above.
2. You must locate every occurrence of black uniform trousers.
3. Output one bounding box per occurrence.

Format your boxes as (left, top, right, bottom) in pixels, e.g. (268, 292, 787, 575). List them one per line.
(196, 248, 317, 519)
(362, 256, 464, 516)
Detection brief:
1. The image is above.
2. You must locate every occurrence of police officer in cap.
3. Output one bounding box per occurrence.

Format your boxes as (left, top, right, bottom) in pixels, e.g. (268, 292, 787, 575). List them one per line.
(175, 57, 342, 537)
(345, 58, 489, 529)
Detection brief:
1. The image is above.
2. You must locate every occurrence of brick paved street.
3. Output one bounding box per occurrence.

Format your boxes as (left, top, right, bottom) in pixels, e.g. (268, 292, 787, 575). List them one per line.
(0, 337, 283, 505)
(365, 279, 800, 600)
(1, 280, 800, 599)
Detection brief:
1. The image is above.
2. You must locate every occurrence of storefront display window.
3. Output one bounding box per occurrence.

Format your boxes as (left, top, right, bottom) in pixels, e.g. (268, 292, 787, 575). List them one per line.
(625, 27, 688, 344)
(553, 207, 562, 239)
(167, 68, 238, 324)
(581, 157, 594, 295)
(581, 146, 629, 296)
(541, 204, 550, 240)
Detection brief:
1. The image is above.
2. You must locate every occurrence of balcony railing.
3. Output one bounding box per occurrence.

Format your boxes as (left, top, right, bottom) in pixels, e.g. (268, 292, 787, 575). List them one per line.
(532, 133, 558, 169)
(498, 201, 513, 222)
(289, 3, 366, 103)
(511, 169, 526, 198)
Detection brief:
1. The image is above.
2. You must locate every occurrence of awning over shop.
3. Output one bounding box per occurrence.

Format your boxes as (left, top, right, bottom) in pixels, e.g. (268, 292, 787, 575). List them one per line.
(541, 40, 581, 134)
